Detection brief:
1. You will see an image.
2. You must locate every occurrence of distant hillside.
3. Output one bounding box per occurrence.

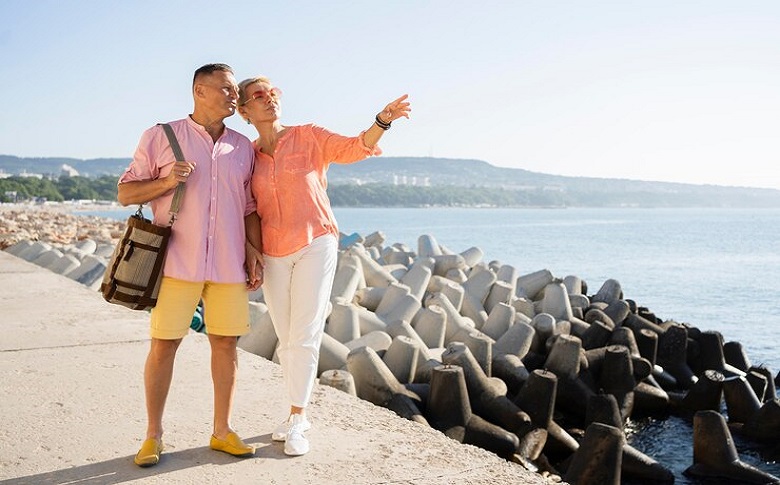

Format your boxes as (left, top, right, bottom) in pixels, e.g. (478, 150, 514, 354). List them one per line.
(328, 157, 780, 208)
(0, 155, 128, 177)
(2, 154, 780, 208)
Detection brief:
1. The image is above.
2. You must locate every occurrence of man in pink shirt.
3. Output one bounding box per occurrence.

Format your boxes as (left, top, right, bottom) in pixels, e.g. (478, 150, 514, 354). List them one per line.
(118, 63, 262, 467)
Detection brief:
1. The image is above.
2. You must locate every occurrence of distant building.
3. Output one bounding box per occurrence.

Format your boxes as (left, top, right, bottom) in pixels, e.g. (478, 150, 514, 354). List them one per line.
(18, 170, 43, 179)
(60, 164, 80, 177)
(393, 174, 431, 187)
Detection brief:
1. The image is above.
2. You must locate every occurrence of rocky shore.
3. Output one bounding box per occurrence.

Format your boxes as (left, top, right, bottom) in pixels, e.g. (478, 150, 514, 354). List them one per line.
(3, 204, 780, 484)
(0, 203, 125, 249)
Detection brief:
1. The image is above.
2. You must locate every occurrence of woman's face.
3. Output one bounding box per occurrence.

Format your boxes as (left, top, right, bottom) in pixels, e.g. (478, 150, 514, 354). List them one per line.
(241, 81, 281, 124)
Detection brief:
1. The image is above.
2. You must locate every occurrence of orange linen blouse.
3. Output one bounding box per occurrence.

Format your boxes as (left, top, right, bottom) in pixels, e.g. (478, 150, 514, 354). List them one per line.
(251, 124, 381, 257)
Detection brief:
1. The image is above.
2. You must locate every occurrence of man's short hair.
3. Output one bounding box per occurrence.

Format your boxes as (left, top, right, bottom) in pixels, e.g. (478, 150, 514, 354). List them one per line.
(193, 63, 234, 86)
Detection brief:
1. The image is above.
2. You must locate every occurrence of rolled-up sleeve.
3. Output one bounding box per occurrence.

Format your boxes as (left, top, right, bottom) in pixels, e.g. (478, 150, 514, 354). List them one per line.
(312, 124, 382, 165)
(118, 127, 161, 184)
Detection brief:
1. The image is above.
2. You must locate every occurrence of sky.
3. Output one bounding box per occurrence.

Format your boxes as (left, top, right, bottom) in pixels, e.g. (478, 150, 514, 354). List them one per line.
(1, 1, 778, 189)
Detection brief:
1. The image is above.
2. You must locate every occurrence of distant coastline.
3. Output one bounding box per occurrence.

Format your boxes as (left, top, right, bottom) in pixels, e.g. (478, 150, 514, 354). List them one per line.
(3, 155, 780, 208)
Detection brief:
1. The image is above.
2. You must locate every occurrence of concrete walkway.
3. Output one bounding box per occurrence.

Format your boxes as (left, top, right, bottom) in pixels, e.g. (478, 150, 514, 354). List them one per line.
(0, 251, 546, 485)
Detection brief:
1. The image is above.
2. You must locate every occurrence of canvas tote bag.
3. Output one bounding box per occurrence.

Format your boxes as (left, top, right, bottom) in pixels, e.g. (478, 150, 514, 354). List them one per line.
(100, 123, 186, 311)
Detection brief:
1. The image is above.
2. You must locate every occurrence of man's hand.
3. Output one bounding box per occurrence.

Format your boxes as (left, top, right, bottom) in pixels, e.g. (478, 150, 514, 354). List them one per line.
(245, 241, 264, 290)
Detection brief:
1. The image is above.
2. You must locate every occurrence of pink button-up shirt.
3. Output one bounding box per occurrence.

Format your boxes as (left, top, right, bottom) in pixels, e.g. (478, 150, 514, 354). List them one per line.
(119, 117, 255, 283)
(252, 124, 381, 257)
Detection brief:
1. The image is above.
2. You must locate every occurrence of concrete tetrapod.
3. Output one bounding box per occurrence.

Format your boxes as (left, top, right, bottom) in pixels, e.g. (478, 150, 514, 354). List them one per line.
(398, 257, 433, 301)
(30, 248, 64, 268)
(481, 302, 515, 341)
(751, 365, 778, 402)
(345, 345, 425, 425)
(425, 292, 476, 344)
(411, 305, 446, 349)
(427, 365, 520, 459)
(656, 323, 696, 390)
(48, 253, 81, 275)
(430, 253, 467, 277)
(331, 251, 363, 303)
(685, 410, 780, 484)
(485, 280, 513, 314)
(599, 345, 637, 422)
(493, 319, 535, 359)
(541, 282, 574, 322)
(344, 330, 392, 354)
(515, 269, 553, 300)
(723, 375, 762, 424)
(527, 313, 557, 355)
(724, 340, 752, 373)
(602, 299, 632, 327)
(375, 283, 420, 325)
(741, 398, 780, 442)
(426, 275, 464, 310)
(326, 299, 361, 343)
(492, 353, 530, 397)
(16, 240, 52, 261)
(347, 244, 397, 287)
(319, 369, 357, 396)
(579, 320, 613, 351)
(459, 246, 483, 268)
(380, 246, 413, 267)
(591, 278, 623, 304)
(460, 267, 494, 329)
(417, 234, 442, 258)
(585, 394, 674, 483)
(238, 301, 278, 360)
(441, 342, 547, 461)
(746, 370, 769, 403)
(4, 240, 33, 257)
(679, 369, 725, 414)
(514, 369, 579, 459)
(317, 332, 349, 374)
(544, 334, 582, 380)
(563, 423, 625, 485)
(353, 286, 385, 312)
(635, 327, 659, 367)
(382, 335, 420, 384)
(464, 331, 493, 376)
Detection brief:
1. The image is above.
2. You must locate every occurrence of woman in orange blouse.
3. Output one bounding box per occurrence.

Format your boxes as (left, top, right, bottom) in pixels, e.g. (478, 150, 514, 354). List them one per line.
(238, 75, 410, 456)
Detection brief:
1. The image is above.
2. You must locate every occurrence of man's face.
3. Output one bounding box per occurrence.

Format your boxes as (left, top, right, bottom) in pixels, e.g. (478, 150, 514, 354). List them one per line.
(195, 70, 239, 119)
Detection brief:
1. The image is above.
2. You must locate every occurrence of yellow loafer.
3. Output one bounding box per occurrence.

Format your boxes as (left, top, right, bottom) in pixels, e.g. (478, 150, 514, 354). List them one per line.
(210, 431, 255, 457)
(134, 438, 163, 467)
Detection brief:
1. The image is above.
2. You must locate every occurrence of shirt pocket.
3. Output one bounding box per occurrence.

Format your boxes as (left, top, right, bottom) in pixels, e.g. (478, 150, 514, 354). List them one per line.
(284, 153, 313, 174)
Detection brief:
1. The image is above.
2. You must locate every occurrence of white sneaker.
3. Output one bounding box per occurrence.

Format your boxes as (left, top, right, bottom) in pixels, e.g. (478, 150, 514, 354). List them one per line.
(272, 414, 311, 442)
(284, 414, 310, 456)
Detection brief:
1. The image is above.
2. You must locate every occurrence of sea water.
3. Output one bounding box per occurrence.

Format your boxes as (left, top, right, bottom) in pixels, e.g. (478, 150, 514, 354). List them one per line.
(81, 206, 780, 482)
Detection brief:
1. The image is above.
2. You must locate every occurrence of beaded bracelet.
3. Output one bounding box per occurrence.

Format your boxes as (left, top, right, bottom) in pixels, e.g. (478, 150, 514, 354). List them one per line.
(374, 114, 392, 130)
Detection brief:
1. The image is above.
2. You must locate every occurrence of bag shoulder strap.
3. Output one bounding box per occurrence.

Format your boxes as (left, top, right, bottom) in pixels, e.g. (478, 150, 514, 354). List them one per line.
(158, 123, 187, 225)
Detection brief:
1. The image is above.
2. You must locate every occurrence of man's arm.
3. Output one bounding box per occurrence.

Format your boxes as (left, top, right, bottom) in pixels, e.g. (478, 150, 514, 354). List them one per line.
(117, 161, 195, 206)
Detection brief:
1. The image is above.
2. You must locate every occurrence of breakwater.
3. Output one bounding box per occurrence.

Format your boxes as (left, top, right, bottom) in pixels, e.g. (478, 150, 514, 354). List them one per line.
(3, 207, 779, 484)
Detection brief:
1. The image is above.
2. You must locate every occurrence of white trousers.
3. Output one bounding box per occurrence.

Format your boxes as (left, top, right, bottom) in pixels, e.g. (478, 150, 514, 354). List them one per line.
(262, 234, 338, 408)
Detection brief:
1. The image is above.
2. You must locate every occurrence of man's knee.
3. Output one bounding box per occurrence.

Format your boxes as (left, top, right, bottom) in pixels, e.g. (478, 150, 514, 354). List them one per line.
(208, 334, 238, 351)
(149, 338, 182, 358)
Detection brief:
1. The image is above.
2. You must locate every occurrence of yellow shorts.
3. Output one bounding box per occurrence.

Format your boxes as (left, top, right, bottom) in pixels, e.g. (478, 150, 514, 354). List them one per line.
(150, 277, 250, 340)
